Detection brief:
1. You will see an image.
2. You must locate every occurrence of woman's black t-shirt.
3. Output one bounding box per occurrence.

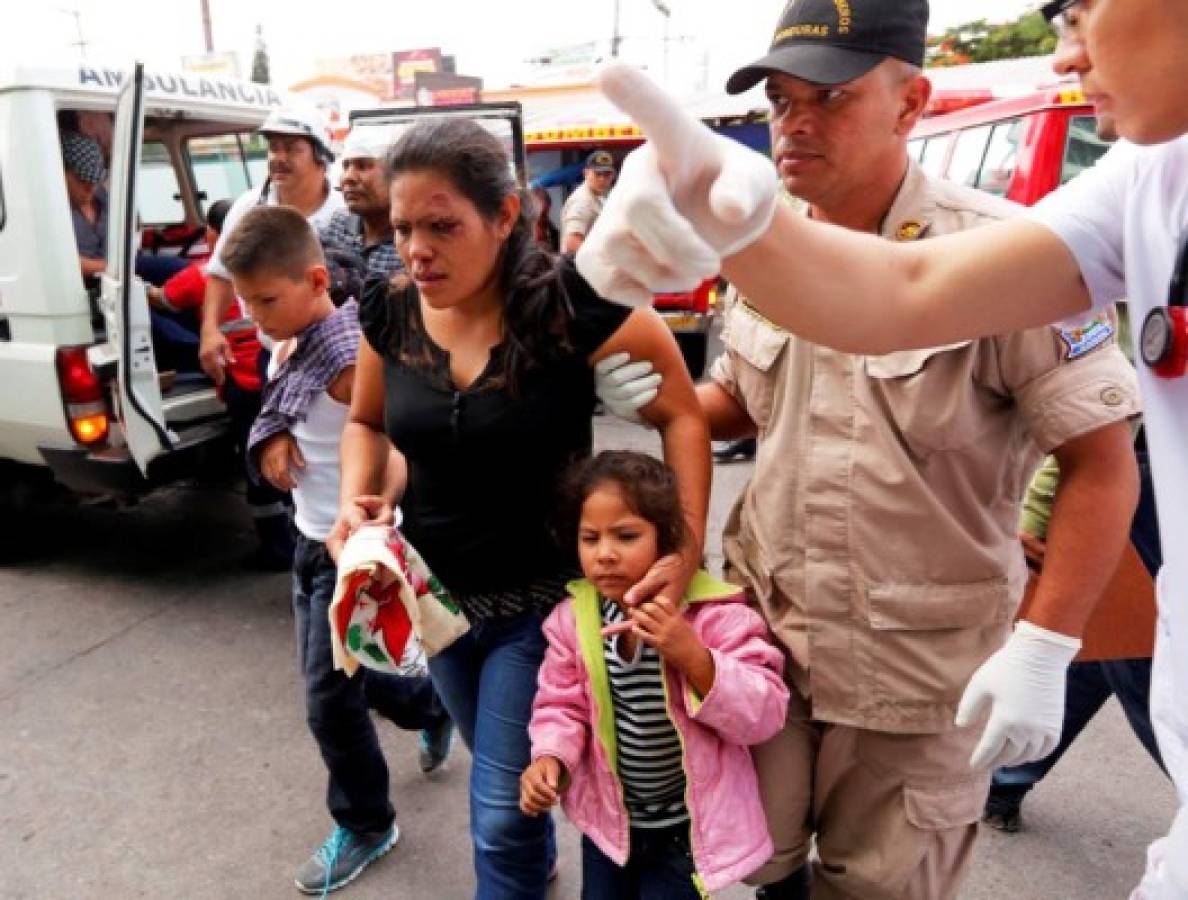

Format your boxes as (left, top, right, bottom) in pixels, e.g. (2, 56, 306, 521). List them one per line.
(359, 257, 630, 615)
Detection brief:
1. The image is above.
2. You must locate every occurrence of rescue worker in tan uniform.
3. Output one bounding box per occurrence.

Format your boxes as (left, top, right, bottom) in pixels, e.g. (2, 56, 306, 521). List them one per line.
(595, 2, 1141, 897)
(561, 150, 616, 253)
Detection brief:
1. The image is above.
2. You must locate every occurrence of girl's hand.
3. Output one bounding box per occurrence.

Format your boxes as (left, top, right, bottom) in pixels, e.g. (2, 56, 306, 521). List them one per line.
(630, 596, 716, 696)
(258, 431, 305, 492)
(520, 756, 566, 816)
(326, 495, 394, 561)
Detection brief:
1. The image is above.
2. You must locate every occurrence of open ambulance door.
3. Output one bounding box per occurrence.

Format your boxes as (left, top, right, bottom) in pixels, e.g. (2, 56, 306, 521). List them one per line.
(98, 62, 173, 474)
(348, 101, 527, 188)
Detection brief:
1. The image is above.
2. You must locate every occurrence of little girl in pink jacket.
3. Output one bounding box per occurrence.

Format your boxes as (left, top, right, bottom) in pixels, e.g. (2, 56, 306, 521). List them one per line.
(521, 451, 789, 897)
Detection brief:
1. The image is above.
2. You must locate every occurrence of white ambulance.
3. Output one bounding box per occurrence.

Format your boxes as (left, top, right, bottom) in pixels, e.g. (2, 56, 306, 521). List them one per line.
(0, 62, 280, 506)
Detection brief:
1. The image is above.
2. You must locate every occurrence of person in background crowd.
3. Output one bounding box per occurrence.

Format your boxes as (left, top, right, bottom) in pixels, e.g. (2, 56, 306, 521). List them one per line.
(144, 199, 262, 379)
(199, 107, 345, 570)
(320, 126, 403, 279)
(592, 2, 1140, 897)
(531, 187, 559, 250)
(62, 131, 187, 287)
(561, 150, 616, 254)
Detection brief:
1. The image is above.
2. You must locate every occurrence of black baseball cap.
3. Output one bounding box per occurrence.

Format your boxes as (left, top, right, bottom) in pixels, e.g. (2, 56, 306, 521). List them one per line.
(726, 0, 930, 94)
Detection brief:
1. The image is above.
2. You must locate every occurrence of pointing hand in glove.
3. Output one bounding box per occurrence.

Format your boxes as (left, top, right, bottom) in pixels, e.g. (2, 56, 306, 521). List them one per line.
(576, 65, 779, 307)
(955, 620, 1081, 770)
(594, 352, 662, 424)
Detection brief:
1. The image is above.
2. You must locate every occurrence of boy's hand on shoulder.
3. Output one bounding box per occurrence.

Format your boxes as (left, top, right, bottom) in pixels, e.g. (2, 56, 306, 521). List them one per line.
(520, 756, 566, 816)
(259, 431, 305, 491)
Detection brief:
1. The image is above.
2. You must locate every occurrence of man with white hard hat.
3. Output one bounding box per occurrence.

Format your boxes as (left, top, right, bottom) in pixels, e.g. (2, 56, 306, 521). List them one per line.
(320, 126, 402, 278)
(199, 106, 344, 569)
(199, 106, 344, 385)
(576, 0, 1188, 896)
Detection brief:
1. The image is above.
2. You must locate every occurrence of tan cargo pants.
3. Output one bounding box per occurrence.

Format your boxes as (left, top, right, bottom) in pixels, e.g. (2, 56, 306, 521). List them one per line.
(747, 687, 990, 900)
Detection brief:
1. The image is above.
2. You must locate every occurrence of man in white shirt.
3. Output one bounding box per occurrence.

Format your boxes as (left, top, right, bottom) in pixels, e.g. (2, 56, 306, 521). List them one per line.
(574, 1, 1188, 896)
(198, 107, 344, 385)
(198, 107, 344, 570)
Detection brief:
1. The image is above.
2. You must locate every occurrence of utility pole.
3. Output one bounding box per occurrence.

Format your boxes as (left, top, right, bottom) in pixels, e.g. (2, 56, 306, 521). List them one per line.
(611, 0, 622, 58)
(59, 7, 89, 58)
(651, 0, 672, 86)
(200, 0, 214, 52)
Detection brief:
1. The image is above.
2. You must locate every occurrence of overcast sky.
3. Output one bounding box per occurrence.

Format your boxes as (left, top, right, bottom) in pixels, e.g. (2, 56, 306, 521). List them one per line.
(3, 1, 1038, 92)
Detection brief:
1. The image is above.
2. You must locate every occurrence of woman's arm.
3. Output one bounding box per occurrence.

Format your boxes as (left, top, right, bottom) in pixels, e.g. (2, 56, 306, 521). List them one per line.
(590, 308, 711, 603)
(328, 340, 394, 558)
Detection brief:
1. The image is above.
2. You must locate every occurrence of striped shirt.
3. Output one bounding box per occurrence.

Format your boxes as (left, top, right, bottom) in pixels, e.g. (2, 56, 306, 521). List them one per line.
(601, 598, 688, 829)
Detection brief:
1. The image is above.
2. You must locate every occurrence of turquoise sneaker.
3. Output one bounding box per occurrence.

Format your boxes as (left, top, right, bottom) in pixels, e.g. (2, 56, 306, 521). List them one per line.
(294, 824, 398, 896)
(418, 717, 454, 774)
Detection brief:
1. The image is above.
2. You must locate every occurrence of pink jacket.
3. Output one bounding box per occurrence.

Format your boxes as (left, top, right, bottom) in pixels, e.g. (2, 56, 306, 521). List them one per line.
(529, 571, 789, 892)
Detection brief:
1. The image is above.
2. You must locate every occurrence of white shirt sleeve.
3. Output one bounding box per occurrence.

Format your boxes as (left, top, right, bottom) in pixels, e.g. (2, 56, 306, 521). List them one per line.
(1025, 141, 1138, 310)
(203, 188, 262, 281)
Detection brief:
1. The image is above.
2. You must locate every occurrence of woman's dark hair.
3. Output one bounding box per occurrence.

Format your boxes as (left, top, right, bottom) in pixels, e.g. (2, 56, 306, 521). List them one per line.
(558, 451, 688, 558)
(383, 118, 571, 390)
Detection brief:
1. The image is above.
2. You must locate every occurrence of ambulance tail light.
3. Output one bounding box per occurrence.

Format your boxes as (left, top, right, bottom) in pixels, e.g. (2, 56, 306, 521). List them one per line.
(55, 346, 109, 446)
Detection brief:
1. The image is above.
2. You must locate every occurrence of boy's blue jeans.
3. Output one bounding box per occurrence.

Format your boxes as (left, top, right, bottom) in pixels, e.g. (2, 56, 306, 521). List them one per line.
(428, 610, 558, 900)
(292, 534, 449, 834)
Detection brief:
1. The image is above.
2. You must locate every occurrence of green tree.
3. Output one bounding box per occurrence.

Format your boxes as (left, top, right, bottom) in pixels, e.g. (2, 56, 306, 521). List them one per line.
(251, 24, 270, 85)
(927, 12, 1057, 68)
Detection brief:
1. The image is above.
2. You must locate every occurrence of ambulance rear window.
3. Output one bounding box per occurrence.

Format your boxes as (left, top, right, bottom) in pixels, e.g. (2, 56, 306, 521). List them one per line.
(139, 141, 184, 225)
(186, 133, 268, 217)
(1061, 115, 1110, 185)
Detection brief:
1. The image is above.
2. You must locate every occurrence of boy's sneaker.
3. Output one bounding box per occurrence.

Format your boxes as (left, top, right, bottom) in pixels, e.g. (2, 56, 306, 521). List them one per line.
(419, 717, 454, 774)
(982, 790, 1024, 833)
(294, 824, 399, 895)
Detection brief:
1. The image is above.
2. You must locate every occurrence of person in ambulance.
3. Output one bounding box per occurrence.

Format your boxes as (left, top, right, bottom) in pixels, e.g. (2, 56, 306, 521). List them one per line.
(574, 0, 1188, 896)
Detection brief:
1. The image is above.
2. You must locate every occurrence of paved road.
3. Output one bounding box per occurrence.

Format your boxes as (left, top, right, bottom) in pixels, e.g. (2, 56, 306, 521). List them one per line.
(0, 403, 1175, 898)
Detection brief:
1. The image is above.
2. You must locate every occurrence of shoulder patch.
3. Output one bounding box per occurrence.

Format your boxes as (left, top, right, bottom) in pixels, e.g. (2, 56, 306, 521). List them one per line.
(1056, 311, 1114, 360)
(895, 220, 926, 241)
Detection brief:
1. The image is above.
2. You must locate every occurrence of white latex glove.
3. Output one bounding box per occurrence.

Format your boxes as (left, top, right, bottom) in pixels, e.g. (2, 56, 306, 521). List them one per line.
(955, 620, 1080, 770)
(576, 65, 779, 307)
(594, 352, 662, 424)
(1131, 809, 1188, 900)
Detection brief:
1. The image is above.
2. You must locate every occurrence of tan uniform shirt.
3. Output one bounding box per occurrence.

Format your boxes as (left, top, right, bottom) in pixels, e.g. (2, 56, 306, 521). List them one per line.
(560, 182, 605, 242)
(714, 162, 1141, 734)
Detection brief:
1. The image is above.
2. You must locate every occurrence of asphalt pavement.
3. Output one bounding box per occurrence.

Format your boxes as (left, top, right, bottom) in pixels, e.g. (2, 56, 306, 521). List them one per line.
(0, 343, 1176, 898)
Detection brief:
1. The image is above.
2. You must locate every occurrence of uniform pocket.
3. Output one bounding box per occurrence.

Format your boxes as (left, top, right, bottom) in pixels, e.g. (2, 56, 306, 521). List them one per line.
(903, 781, 985, 831)
(726, 304, 789, 432)
(863, 342, 977, 459)
(865, 579, 1011, 710)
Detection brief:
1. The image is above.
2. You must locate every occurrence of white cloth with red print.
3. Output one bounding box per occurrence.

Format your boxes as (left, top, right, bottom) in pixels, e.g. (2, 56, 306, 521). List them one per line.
(329, 523, 469, 677)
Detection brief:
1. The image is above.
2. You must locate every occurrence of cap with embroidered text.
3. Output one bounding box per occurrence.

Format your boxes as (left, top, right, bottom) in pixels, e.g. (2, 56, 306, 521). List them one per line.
(585, 150, 615, 172)
(726, 0, 929, 94)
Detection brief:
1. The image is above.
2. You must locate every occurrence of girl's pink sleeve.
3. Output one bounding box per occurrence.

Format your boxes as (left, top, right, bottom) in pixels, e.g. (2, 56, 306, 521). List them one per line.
(528, 601, 591, 776)
(684, 604, 789, 745)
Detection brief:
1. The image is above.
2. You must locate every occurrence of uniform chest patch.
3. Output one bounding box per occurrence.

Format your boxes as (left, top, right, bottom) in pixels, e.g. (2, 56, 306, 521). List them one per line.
(1057, 311, 1114, 360)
